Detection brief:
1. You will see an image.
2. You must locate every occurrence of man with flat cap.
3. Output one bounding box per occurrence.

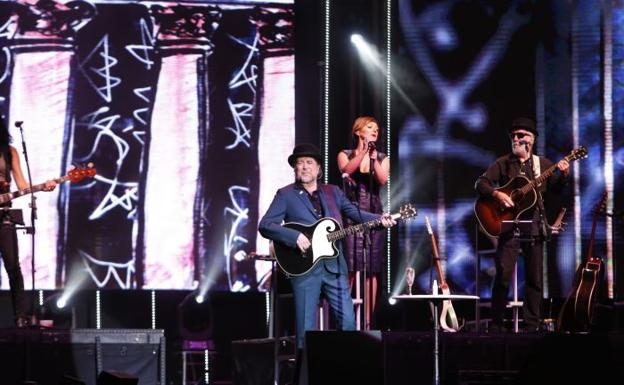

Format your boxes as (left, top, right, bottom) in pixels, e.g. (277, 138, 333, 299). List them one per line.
(475, 118, 569, 333)
(259, 143, 396, 349)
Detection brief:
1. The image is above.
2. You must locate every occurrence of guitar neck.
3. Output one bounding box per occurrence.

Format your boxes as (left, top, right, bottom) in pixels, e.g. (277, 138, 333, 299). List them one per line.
(0, 176, 67, 204)
(328, 212, 401, 242)
(587, 217, 599, 261)
(552, 207, 567, 229)
(519, 162, 558, 195)
(587, 193, 608, 261)
(429, 232, 447, 286)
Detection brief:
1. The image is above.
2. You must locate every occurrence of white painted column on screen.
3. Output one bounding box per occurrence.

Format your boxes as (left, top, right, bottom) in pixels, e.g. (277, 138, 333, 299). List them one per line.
(4, 1, 93, 289)
(143, 6, 220, 288)
(252, 9, 295, 280)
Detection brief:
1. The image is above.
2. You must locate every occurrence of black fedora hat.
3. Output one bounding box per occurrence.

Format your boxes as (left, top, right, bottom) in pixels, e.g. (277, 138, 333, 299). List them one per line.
(509, 117, 538, 136)
(287, 143, 322, 167)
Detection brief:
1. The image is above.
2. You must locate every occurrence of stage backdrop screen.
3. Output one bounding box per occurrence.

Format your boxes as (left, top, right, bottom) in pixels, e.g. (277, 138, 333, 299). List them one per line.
(0, 0, 294, 290)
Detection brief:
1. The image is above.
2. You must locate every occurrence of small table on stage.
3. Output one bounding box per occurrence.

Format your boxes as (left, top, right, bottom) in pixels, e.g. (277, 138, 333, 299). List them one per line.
(392, 294, 480, 385)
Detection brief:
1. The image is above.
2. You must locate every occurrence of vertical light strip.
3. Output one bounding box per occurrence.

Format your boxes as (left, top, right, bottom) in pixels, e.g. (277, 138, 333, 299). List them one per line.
(323, 0, 331, 183)
(38, 290, 44, 307)
(151, 290, 157, 329)
(265, 291, 271, 330)
(96, 290, 101, 329)
(204, 349, 210, 385)
(385, 0, 392, 294)
(603, 2, 614, 298)
(535, 43, 548, 297)
(571, 5, 582, 268)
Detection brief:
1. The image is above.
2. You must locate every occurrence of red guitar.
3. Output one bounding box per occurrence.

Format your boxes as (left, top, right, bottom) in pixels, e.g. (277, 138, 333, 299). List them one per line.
(425, 216, 460, 332)
(474, 146, 587, 238)
(0, 164, 96, 204)
(557, 192, 607, 332)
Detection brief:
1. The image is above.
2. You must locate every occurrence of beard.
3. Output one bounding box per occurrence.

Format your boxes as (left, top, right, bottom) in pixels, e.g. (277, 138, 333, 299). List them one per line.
(296, 172, 318, 184)
(512, 143, 529, 158)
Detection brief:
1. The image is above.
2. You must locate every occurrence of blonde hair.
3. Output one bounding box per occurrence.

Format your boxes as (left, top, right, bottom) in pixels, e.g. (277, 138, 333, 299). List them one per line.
(351, 116, 378, 136)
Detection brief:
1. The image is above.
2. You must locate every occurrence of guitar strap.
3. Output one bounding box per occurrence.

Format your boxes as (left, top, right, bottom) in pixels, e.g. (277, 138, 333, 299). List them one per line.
(320, 184, 343, 227)
(532, 154, 541, 185)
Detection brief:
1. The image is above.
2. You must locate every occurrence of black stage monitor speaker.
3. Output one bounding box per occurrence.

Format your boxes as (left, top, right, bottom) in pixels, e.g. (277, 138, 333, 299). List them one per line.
(305, 331, 382, 385)
(97, 371, 138, 385)
(231, 337, 296, 385)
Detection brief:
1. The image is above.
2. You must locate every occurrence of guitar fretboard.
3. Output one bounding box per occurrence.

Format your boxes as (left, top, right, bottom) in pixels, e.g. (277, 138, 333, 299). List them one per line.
(518, 152, 578, 196)
(327, 212, 402, 242)
(518, 163, 557, 195)
(0, 176, 67, 204)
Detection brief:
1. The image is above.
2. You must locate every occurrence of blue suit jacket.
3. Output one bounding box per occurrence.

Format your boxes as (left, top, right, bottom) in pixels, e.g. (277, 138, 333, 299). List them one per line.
(258, 182, 379, 275)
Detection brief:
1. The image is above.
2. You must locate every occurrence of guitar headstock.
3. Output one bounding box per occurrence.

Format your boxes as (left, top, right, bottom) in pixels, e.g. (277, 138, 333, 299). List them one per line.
(67, 163, 97, 183)
(424, 216, 433, 235)
(591, 192, 608, 217)
(398, 203, 418, 221)
(565, 146, 588, 162)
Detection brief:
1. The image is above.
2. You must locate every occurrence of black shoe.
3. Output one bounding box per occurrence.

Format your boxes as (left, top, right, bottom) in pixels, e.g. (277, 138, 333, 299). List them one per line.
(16, 316, 28, 328)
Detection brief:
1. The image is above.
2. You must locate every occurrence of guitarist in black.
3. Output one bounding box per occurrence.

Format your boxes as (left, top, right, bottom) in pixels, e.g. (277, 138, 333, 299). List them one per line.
(0, 118, 56, 327)
(258, 143, 395, 350)
(474, 117, 569, 333)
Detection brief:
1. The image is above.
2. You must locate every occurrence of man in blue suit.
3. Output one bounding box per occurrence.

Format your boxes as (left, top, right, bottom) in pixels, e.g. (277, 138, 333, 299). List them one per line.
(259, 143, 395, 349)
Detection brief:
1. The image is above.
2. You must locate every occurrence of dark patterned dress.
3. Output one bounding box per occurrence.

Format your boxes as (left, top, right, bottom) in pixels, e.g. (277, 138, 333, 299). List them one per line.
(340, 150, 387, 274)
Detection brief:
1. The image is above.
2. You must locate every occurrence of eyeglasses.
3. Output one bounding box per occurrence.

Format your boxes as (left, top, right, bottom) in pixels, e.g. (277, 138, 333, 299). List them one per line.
(509, 132, 531, 139)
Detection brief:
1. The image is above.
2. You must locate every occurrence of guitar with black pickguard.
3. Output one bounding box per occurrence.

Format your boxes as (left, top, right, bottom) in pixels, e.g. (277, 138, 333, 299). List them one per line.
(272, 203, 417, 276)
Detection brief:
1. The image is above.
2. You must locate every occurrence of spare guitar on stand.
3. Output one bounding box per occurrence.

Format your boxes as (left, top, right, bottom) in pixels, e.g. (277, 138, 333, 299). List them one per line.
(557, 192, 607, 333)
(425, 216, 461, 332)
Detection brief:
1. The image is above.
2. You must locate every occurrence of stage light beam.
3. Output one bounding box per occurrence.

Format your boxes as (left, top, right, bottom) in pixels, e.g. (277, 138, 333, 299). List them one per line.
(56, 296, 67, 309)
(350, 33, 364, 45)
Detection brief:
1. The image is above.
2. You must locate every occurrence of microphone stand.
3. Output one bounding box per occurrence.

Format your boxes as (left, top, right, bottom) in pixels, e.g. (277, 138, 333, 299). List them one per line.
(525, 144, 549, 241)
(363, 143, 376, 330)
(346, 175, 367, 331)
(16, 121, 38, 327)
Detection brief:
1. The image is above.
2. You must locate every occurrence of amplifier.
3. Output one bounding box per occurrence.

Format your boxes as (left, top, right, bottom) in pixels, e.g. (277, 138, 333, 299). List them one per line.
(0, 328, 165, 385)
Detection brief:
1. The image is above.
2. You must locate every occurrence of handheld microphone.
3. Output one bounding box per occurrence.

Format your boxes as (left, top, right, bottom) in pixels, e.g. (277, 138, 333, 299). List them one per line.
(14, 121, 23, 128)
(368, 142, 376, 160)
(518, 140, 530, 154)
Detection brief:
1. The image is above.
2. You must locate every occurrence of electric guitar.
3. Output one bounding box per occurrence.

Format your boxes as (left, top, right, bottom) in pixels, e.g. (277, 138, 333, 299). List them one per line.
(474, 146, 587, 238)
(0, 164, 96, 205)
(272, 203, 417, 276)
(557, 192, 606, 332)
(425, 216, 460, 332)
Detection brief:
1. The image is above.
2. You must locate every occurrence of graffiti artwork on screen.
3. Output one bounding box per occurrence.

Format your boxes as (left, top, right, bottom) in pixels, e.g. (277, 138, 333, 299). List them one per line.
(0, 1, 294, 290)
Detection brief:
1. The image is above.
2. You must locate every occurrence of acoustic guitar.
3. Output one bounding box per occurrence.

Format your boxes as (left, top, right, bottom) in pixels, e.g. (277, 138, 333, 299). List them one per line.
(272, 203, 417, 276)
(474, 146, 587, 238)
(557, 192, 607, 332)
(425, 216, 460, 332)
